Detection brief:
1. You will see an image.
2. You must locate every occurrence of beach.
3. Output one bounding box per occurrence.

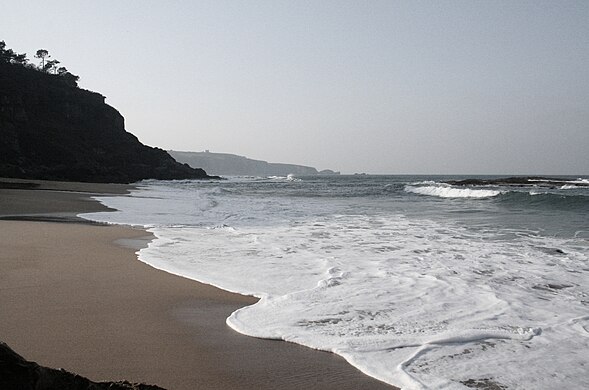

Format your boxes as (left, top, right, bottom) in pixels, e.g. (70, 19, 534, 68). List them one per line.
(0, 179, 394, 389)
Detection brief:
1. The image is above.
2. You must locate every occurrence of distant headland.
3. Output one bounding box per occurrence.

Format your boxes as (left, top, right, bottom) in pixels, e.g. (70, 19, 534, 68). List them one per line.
(169, 150, 340, 177)
(0, 40, 214, 183)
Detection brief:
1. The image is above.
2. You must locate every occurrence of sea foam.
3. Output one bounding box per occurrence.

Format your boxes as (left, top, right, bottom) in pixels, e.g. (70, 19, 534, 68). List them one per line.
(81, 177, 589, 389)
(404, 184, 501, 198)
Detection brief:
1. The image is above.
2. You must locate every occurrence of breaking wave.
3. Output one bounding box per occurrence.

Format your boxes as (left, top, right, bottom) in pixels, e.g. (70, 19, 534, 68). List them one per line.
(404, 184, 501, 198)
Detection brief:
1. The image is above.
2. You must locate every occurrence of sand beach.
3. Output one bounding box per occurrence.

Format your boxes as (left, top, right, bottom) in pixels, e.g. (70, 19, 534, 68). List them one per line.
(0, 178, 393, 389)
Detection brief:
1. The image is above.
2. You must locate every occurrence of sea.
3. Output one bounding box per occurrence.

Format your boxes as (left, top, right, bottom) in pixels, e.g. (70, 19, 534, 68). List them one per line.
(80, 175, 589, 390)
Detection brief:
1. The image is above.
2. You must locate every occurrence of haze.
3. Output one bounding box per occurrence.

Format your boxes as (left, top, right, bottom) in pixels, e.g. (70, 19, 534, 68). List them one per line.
(3, 0, 588, 174)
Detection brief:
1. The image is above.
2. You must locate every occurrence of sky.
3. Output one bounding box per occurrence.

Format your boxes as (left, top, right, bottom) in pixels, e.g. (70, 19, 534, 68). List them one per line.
(2, 0, 588, 174)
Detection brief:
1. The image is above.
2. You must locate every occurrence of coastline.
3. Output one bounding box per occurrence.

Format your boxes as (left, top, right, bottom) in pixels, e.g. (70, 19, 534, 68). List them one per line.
(0, 179, 395, 389)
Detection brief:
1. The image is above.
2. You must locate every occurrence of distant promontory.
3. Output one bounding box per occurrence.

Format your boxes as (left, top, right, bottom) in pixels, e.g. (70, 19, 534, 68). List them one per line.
(0, 41, 214, 183)
(169, 150, 340, 177)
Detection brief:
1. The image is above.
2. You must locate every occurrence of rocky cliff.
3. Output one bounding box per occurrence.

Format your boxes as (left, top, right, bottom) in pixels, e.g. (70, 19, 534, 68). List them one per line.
(0, 61, 212, 183)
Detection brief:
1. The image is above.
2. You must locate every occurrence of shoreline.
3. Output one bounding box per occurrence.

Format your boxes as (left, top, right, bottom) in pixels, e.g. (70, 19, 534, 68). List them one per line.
(0, 179, 395, 389)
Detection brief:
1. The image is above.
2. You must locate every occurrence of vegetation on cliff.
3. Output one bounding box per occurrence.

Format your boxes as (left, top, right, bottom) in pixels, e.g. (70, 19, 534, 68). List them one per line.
(1, 41, 80, 87)
(0, 40, 213, 183)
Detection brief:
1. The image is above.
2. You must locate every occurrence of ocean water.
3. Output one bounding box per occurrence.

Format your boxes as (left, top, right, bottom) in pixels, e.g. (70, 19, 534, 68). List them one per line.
(80, 175, 589, 389)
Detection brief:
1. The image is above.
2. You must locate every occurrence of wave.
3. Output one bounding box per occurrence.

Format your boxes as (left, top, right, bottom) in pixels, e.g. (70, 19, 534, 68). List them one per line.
(405, 184, 589, 210)
(81, 177, 589, 389)
(404, 179, 589, 209)
(496, 190, 589, 211)
(266, 174, 302, 182)
(405, 184, 501, 199)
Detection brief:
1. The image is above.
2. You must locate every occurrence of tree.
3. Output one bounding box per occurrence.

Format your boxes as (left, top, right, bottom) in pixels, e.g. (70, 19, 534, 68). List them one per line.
(0, 40, 28, 64)
(0, 40, 8, 62)
(11, 52, 28, 65)
(1, 41, 80, 87)
(44, 59, 60, 73)
(35, 49, 50, 70)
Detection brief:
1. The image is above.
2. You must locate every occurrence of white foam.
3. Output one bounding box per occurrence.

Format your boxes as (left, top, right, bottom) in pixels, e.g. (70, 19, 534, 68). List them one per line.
(264, 174, 302, 182)
(405, 184, 501, 198)
(80, 180, 589, 389)
(529, 178, 589, 185)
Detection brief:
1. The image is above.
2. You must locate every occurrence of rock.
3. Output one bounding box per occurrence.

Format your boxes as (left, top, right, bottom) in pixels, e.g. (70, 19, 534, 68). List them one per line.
(445, 177, 588, 188)
(0, 342, 166, 390)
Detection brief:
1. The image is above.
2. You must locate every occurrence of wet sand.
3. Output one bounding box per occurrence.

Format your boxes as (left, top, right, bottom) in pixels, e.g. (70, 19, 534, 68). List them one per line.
(0, 179, 395, 389)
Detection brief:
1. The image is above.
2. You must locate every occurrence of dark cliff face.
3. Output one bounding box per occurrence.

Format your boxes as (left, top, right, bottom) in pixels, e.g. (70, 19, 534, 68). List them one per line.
(0, 62, 211, 183)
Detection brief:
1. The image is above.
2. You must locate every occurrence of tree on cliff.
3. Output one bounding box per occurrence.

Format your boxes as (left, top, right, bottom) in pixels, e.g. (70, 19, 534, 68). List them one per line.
(0, 40, 27, 64)
(35, 49, 50, 70)
(44, 59, 60, 73)
(32, 47, 78, 85)
(1, 41, 81, 87)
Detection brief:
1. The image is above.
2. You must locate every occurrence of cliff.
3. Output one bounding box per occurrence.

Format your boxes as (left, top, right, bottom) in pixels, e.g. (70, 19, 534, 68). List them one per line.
(169, 150, 339, 176)
(0, 61, 212, 183)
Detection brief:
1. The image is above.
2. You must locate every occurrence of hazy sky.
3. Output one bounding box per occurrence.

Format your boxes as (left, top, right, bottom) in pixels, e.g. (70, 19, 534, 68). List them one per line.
(2, 0, 588, 174)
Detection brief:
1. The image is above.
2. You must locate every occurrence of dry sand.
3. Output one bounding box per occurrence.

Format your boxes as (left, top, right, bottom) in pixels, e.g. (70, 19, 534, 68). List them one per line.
(0, 179, 394, 389)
